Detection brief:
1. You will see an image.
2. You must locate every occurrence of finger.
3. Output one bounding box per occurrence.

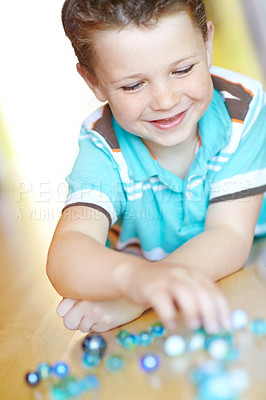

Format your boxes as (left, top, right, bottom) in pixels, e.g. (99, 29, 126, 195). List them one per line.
(207, 284, 231, 331)
(56, 298, 77, 317)
(177, 271, 231, 333)
(191, 284, 224, 334)
(170, 273, 220, 333)
(170, 283, 201, 330)
(148, 291, 177, 329)
(79, 317, 95, 333)
(63, 302, 86, 330)
(79, 314, 112, 333)
(190, 272, 231, 331)
(168, 272, 215, 332)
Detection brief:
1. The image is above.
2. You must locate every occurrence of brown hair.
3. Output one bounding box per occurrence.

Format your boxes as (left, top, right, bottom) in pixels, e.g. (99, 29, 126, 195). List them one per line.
(62, 0, 208, 76)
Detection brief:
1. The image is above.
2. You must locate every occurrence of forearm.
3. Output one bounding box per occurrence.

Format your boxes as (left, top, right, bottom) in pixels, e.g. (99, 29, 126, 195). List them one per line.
(161, 225, 252, 281)
(46, 230, 145, 301)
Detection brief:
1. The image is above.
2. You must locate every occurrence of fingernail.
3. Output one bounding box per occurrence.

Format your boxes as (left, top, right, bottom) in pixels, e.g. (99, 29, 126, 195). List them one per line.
(56, 305, 66, 317)
(56, 298, 75, 317)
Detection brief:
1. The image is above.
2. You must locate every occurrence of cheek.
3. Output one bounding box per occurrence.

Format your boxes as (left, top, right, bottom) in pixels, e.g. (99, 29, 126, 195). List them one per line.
(201, 76, 214, 105)
(186, 73, 213, 103)
(110, 94, 145, 122)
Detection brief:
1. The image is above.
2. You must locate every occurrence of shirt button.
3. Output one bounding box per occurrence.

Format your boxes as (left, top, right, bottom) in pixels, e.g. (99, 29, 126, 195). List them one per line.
(186, 191, 193, 200)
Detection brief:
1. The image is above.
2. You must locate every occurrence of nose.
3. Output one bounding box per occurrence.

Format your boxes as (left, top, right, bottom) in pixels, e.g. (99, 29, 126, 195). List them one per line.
(149, 81, 181, 111)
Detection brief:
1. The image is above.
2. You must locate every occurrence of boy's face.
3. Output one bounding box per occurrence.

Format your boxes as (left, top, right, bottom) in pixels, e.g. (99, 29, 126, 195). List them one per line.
(79, 13, 214, 154)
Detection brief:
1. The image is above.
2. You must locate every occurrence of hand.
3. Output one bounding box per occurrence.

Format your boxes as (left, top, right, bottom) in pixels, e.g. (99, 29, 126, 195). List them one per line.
(56, 297, 148, 333)
(115, 260, 231, 333)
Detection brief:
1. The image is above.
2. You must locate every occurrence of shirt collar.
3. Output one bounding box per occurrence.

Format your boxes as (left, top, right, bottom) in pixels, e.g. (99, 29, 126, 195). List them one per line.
(199, 88, 232, 158)
(113, 117, 160, 181)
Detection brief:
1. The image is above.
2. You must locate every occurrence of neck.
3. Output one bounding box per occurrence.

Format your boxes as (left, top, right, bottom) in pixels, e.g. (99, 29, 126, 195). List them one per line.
(142, 127, 199, 179)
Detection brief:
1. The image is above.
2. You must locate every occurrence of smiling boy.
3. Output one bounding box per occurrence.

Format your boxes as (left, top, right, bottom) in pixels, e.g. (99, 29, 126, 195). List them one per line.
(47, 0, 266, 334)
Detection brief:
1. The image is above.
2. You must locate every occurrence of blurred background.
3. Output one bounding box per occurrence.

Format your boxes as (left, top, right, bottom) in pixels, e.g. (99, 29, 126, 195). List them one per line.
(0, 0, 265, 253)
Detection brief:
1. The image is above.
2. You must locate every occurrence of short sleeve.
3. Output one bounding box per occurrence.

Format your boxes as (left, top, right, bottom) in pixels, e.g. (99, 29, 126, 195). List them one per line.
(64, 129, 126, 227)
(209, 87, 266, 203)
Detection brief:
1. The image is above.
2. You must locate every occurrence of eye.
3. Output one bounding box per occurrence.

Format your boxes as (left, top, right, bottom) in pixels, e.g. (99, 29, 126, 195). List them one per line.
(121, 82, 144, 92)
(172, 65, 194, 76)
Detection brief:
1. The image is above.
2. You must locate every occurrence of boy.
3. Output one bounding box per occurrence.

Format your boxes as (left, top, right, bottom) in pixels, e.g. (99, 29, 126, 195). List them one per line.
(47, 0, 266, 334)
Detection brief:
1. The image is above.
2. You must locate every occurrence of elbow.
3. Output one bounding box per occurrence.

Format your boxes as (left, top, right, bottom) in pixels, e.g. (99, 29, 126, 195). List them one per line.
(46, 244, 84, 299)
(46, 247, 67, 298)
(46, 257, 60, 295)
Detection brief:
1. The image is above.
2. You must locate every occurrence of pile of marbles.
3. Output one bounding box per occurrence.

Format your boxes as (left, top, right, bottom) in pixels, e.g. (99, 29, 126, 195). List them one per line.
(25, 309, 266, 400)
(81, 321, 166, 374)
(82, 332, 126, 373)
(25, 361, 100, 399)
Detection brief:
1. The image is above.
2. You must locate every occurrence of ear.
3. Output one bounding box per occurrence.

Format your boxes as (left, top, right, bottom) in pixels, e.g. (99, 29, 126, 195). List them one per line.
(205, 21, 215, 69)
(76, 63, 107, 102)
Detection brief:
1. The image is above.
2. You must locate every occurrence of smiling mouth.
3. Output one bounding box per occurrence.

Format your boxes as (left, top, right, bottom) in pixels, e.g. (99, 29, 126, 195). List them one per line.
(149, 110, 187, 130)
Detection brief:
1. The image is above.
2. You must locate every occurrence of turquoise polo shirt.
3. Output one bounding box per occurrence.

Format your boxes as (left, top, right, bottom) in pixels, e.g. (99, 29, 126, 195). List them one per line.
(64, 67, 266, 260)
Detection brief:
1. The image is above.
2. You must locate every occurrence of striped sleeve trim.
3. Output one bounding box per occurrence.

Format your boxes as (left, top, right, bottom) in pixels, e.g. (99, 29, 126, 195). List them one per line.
(209, 169, 266, 203)
(209, 184, 266, 204)
(64, 189, 117, 226)
(212, 74, 253, 123)
(62, 202, 112, 229)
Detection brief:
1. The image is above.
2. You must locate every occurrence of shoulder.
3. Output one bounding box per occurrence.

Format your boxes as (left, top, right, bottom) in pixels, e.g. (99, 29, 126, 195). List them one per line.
(76, 105, 132, 185)
(210, 66, 265, 125)
(81, 104, 120, 151)
(210, 67, 265, 155)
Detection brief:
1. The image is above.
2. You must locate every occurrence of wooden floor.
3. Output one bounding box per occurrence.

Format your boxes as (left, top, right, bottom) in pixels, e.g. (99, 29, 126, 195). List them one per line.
(1, 193, 266, 400)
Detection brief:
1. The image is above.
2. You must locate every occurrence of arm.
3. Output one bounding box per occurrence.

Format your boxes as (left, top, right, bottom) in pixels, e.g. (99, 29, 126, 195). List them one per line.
(47, 205, 231, 332)
(47, 206, 150, 331)
(46, 205, 145, 301)
(160, 193, 264, 281)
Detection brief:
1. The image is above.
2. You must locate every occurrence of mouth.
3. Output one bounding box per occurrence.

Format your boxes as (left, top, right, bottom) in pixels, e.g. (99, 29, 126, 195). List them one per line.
(149, 110, 188, 130)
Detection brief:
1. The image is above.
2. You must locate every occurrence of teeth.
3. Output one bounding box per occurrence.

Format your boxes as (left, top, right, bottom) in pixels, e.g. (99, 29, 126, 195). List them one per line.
(165, 116, 175, 121)
(157, 114, 177, 123)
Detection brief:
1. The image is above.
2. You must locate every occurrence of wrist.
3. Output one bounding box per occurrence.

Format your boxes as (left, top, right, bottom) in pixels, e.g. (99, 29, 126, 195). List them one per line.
(113, 257, 135, 296)
(113, 255, 151, 299)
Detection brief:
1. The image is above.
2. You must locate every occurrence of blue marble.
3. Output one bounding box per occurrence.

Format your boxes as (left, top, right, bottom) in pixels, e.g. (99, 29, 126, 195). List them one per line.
(190, 360, 223, 385)
(123, 333, 139, 350)
(51, 376, 80, 398)
(82, 353, 101, 369)
(188, 332, 205, 352)
(208, 339, 230, 361)
(53, 362, 70, 378)
(25, 372, 40, 386)
(36, 362, 52, 380)
(198, 372, 238, 400)
(50, 386, 67, 400)
(140, 354, 160, 373)
(204, 331, 233, 351)
(65, 380, 84, 396)
(164, 335, 186, 357)
(81, 374, 100, 391)
(249, 319, 266, 335)
(82, 334, 107, 358)
(138, 331, 154, 347)
(104, 354, 125, 372)
(231, 309, 248, 331)
(150, 322, 166, 337)
(116, 330, 131, 346)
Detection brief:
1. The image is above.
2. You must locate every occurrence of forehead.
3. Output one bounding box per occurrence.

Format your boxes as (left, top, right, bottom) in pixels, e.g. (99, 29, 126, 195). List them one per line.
(92, 13, 205, 79)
